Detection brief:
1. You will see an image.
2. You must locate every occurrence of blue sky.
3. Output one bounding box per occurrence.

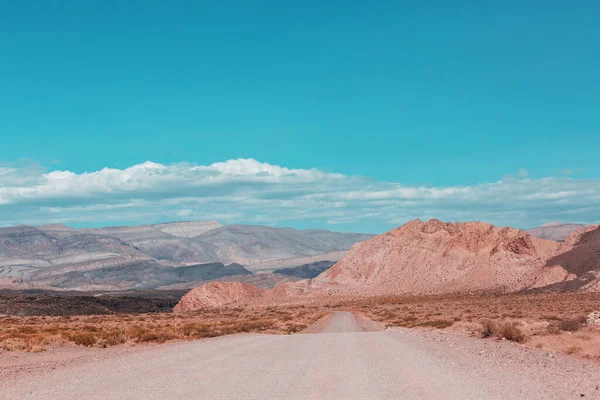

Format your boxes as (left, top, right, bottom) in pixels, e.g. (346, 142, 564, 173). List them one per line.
(0, 2, 599, 232)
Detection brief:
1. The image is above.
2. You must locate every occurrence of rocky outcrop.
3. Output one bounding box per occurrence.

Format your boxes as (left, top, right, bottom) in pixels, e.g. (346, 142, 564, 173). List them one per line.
(542, 225, 600, 292)
(173, 282, 265, 312)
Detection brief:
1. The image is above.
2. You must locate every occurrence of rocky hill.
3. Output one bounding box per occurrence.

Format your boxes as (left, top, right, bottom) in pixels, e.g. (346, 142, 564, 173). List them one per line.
(537, 225, 600, 292)
(315, 219, 563, 295)
(173, 221, 600, 310)
(173, 281, 265, 311)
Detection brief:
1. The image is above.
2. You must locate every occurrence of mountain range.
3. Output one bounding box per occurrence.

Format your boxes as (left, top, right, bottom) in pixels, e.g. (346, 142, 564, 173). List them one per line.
(0, 221, 374, 291)
(174, 220, 600, 311)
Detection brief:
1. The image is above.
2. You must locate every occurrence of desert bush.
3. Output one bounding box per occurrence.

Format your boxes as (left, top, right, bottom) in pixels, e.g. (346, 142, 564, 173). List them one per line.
(100, 329, 127, 346)
(558, 317, 587, 332)
(499, 324, 525, 342)
(481, 320, 497, 338)
(417, 320, 454, 329)
(139, 330, 177, 343)
(68, 332, 97, 347)
(285, 323, 307, 334)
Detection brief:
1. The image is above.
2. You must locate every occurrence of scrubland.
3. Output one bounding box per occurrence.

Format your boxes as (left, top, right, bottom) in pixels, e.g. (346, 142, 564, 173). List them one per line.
(345, 293, 600, 361)
(0, 305, 325, 352)
(3, 292, 600, 363)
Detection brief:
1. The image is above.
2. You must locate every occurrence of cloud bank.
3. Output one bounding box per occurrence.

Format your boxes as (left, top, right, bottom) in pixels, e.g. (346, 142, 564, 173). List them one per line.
(1, 158, 599, 231)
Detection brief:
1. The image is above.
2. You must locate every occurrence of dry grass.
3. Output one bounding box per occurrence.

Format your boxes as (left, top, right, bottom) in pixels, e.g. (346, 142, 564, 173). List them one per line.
(344, 292, 600, 360)
(3, 292, 600, 361)
(0, 305, 325, 352)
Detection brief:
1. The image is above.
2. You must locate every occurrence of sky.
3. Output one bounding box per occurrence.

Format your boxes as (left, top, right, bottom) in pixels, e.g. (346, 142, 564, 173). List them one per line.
(0, 1, 599, 233)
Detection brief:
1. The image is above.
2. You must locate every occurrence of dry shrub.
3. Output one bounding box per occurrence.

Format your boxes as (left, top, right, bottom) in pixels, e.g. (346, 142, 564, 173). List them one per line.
(558, 316, 587, 332)
(418, 320, 454, 329)
(481, 320, 497, 338)
(67, 332, 97, 347)
(499, 324, 525, 342)
(285, 323, 307, 334)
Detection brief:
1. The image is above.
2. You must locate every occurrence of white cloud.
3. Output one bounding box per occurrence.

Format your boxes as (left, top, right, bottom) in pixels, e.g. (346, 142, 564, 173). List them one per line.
(0, 158, 599, 231)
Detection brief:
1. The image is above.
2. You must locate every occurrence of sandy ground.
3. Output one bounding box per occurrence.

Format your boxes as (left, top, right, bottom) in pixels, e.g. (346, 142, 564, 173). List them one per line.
(1, 312, 600, 399)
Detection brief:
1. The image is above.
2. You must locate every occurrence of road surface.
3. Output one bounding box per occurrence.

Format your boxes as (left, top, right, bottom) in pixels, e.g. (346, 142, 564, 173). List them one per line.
(1, 312, 599, 399)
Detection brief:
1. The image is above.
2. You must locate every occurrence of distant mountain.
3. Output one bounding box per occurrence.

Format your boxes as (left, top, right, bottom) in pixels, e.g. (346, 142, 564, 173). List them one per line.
(152, 221, 223, 238)
(274, 261, 336, 279)
(26, 262, 252, 291)
(172, 222, 600, 310)
(190, 225, 374, 268)
(0, 226, 155, 285)
(526, 223, 585, 242)
(0, 221, 373, 291)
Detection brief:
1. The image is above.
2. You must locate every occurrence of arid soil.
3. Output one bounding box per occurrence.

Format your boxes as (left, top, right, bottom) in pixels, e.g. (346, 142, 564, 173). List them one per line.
(3, 291, 600, 364)
(1, 312, 600, 399)
(347, 293, 600, 361)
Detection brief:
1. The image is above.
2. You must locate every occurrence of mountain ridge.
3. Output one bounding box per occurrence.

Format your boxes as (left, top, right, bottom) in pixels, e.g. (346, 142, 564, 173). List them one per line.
(0, 221, 374, 290)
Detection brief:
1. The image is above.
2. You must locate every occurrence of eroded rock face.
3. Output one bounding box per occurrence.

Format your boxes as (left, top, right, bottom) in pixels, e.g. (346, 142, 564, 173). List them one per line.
(315, 219, 563, 295)
(173, 282, 265, 312)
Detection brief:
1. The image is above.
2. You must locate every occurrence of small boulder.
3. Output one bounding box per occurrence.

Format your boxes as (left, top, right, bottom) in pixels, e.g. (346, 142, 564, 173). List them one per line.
(586, 311, 600, 326)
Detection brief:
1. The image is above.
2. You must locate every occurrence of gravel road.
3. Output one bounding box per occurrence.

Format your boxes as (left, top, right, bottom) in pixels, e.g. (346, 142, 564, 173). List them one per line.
(2, 311, 599, 399)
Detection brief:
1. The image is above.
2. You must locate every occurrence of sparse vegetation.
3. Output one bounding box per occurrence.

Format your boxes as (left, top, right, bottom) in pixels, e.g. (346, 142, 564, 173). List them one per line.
(498, 323, 525, 342)
(557, 316, 587, 332)
(0, 305, 325, 352)
(346, 292, 600, 360)
(481, 320, 497, 338)
(3, 292, 600, 362)
(417, 320, 454, 329)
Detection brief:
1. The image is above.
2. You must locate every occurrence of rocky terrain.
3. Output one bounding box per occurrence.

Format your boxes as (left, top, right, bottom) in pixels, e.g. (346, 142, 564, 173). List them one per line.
(538, 224, 600, 292)
(0, 222, 372, 291)
(526, 222, 585, 241)
(173, 282, 265, 311)
(315, 219, 564, 295)
(173, 219, 600, 312)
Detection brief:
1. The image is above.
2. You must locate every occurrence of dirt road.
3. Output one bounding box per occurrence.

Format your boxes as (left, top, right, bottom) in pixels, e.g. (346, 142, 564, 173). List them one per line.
(2, 312, 599, 399)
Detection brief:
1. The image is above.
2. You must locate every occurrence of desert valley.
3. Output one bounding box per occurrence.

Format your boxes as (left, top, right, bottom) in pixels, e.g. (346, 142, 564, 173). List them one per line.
(2, 218, 600, 398)
(3, 2, 600, 397)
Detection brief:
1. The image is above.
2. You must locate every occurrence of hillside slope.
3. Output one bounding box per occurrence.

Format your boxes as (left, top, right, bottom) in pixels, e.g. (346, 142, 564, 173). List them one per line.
(315, 219, 564, 295)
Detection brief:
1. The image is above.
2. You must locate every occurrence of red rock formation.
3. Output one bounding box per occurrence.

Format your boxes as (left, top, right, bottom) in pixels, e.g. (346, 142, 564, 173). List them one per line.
(315, 219, 563, 295)
(173, 282, 265, 312)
